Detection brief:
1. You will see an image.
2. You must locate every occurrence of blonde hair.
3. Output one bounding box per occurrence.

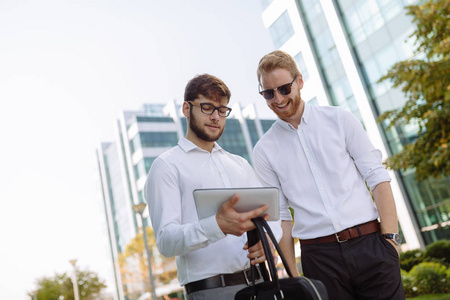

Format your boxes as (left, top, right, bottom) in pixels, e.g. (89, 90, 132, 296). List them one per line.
(257, 50, 300, 85)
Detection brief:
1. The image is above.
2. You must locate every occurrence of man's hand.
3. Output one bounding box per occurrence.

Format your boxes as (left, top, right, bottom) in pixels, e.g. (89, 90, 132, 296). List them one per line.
(243, 233, 278, 266)
(385, 238, 400, 256)
(216, 194, 269, 236)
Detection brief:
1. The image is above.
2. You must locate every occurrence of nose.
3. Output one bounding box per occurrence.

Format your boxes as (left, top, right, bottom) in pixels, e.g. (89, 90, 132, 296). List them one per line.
(210, 108, 221, 120)
(272, 89, 284, 103)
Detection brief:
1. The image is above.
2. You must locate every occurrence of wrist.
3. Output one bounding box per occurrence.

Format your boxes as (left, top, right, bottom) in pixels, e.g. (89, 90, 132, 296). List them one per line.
(382, 233, 401, 245)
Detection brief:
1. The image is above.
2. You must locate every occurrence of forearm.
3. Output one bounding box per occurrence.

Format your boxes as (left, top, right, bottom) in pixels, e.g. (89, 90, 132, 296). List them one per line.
(372, 181, 399, 234)
(279, 220, 299, 276)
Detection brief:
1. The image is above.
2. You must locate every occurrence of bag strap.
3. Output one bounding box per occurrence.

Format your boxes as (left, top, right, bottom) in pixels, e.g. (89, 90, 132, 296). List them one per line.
(252, 217, 294, 278)
(252, 218, 282, 298)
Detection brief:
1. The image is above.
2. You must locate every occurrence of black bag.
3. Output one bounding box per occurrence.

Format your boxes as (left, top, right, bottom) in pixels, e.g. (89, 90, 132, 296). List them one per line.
(235, 217, 328, 300)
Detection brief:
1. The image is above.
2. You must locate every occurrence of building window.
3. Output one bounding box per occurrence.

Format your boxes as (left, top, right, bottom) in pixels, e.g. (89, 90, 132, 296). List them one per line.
(130, 132, 178, 153)
(134, 157, 157, 180)
(246, 120, 259, 146)
(136, 116, 174, 123)
(269, 10, 295, 48)
(217, 119, 249, 161)
(261, 120, 275, 132)
(294, 52, 309, 81)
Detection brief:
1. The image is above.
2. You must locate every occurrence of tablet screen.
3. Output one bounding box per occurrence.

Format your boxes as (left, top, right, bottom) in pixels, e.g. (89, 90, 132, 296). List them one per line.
(193, 187, 279, 221)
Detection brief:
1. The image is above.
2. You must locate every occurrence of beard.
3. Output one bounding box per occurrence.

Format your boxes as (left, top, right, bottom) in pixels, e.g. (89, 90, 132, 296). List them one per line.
(189, 109, 225, 142)
(268, 91, 301, 120)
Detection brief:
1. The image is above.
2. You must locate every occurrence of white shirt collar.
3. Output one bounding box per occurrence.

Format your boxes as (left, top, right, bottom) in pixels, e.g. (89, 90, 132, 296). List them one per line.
(178, 137, 224, 153)
(275, 102, 311, 131)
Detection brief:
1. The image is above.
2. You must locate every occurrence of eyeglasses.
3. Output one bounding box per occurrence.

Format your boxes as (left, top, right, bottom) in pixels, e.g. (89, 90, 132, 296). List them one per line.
(188, 101, 232, 117)
(258, 76, 297, 100)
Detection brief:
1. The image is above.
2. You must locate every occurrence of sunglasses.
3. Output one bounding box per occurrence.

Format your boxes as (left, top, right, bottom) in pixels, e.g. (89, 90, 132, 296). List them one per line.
(188, 101, 232, 117)
(258, 75, 297, 100)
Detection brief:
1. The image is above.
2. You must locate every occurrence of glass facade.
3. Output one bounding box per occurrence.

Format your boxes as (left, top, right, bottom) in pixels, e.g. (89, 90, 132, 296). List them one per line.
(102, 143, 134, 253)
(217, 119, 249, 161)
(134, 157, 157, 181)
(294, 51, 309, 81)
(334, 0, 450, 244)
(297, 0, 363, 121)
(261, 119, 275, 132)
(130, 132, 179, 153)
(246, 119, 260, 147)
(403, 174, 450, 243)
(269, 10, 295, 48)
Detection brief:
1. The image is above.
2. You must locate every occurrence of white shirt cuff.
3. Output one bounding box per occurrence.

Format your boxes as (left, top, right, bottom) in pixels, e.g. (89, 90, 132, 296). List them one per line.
(199, 214, 226, 243)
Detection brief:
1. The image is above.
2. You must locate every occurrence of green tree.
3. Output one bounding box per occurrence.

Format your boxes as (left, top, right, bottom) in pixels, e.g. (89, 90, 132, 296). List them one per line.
(28, 269, 107, 300)
(378, 0, 450, 180)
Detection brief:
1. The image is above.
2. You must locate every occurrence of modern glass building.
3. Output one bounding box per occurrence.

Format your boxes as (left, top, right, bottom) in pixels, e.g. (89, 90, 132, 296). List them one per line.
(96, 101, 277, 300)
(258, 0, 449, 251)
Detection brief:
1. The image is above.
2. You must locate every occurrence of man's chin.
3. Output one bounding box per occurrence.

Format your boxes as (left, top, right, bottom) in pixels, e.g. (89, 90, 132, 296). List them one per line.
(202, 131, 224, 142)
(270, 107, 291, 119)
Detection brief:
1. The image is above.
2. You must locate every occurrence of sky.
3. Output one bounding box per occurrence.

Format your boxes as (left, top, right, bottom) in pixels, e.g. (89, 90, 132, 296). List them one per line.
(0, 0, 275, 299)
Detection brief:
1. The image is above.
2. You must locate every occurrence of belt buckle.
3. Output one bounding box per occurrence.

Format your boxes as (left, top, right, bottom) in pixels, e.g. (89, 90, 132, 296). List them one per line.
(244, 266, 261, 286)
(243, 269, 251, 286)
(335, 232, 348, 243)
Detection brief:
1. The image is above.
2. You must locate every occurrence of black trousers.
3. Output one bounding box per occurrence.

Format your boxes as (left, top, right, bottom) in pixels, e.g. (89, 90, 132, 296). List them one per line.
(301, 232, 405, 300)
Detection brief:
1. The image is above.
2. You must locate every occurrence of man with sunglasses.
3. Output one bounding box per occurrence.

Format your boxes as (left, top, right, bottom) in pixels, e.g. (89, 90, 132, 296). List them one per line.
(145, 74, 281, 300)
(253, 50, 404, 299)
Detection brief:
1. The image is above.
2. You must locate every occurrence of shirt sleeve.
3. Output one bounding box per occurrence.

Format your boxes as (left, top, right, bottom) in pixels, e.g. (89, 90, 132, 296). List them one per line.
(343, 110, 391, 190)
(253, 144, 292, 223)
(145, 157, 225, 258)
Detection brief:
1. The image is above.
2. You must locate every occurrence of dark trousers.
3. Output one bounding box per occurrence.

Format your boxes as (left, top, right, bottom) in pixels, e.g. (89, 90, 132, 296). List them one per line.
(301, 232, 405, 300)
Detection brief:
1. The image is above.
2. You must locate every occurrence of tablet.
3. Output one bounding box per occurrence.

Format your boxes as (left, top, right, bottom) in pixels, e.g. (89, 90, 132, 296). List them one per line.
(193, 187, 279, 221)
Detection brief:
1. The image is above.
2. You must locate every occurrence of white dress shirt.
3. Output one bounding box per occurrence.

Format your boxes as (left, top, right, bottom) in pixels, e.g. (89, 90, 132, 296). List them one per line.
(253, 104, 391, 239)
(145, 138, 281, 285)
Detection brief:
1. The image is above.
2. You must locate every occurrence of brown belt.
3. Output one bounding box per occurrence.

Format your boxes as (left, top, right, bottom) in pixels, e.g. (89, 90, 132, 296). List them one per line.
(299, 220, 380, 246)
(184, 266, 261, 294)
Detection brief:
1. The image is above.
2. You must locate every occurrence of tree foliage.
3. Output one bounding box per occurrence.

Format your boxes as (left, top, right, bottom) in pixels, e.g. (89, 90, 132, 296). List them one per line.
(28, 269, 107, 300)
(119, 226, 177, 299)
(378, 0, 450, 180)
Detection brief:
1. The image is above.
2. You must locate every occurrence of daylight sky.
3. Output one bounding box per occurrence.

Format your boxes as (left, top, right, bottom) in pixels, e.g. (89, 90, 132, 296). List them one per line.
(0, 0, 275, 299)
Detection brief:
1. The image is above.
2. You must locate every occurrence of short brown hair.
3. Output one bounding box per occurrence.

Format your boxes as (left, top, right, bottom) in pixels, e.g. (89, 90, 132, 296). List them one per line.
(184, 74, 231, 103)
(257, 50, 300, 85)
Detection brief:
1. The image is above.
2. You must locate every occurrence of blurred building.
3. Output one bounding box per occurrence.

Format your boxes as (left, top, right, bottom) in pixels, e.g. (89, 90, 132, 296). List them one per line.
(258, 0, 449, 253)
(96, 101, 277, 300)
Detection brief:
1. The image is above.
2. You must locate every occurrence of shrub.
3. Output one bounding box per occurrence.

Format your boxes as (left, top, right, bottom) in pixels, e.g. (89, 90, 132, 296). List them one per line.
(425, 240, 450, 265)
(400, 248, 425, 272)
(401, 269, 416, 297)
(409, 262, 449, 295)
(447, 268, 450, 293)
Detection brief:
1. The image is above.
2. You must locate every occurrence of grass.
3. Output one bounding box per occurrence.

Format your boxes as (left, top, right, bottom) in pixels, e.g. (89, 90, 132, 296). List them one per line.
(406, 294, 450, 300)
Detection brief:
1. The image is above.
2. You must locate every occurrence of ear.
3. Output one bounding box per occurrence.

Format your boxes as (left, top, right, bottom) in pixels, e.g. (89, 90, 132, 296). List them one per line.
(182, 101, 190, 118)
(297, 74, 304, 90)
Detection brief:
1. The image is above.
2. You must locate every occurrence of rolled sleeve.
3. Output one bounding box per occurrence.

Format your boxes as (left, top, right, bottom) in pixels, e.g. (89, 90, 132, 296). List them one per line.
(344, 110, 391, 191)
(354, 149, 391, 190)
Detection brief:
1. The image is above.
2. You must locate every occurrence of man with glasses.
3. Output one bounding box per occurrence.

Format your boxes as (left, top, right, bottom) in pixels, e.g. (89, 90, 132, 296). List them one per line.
(145, 74, 281, 300)
(253, 50, 404, 299)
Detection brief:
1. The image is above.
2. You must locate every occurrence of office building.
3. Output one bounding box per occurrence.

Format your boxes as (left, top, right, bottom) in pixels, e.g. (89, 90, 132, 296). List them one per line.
(259, 0, 449, 250)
